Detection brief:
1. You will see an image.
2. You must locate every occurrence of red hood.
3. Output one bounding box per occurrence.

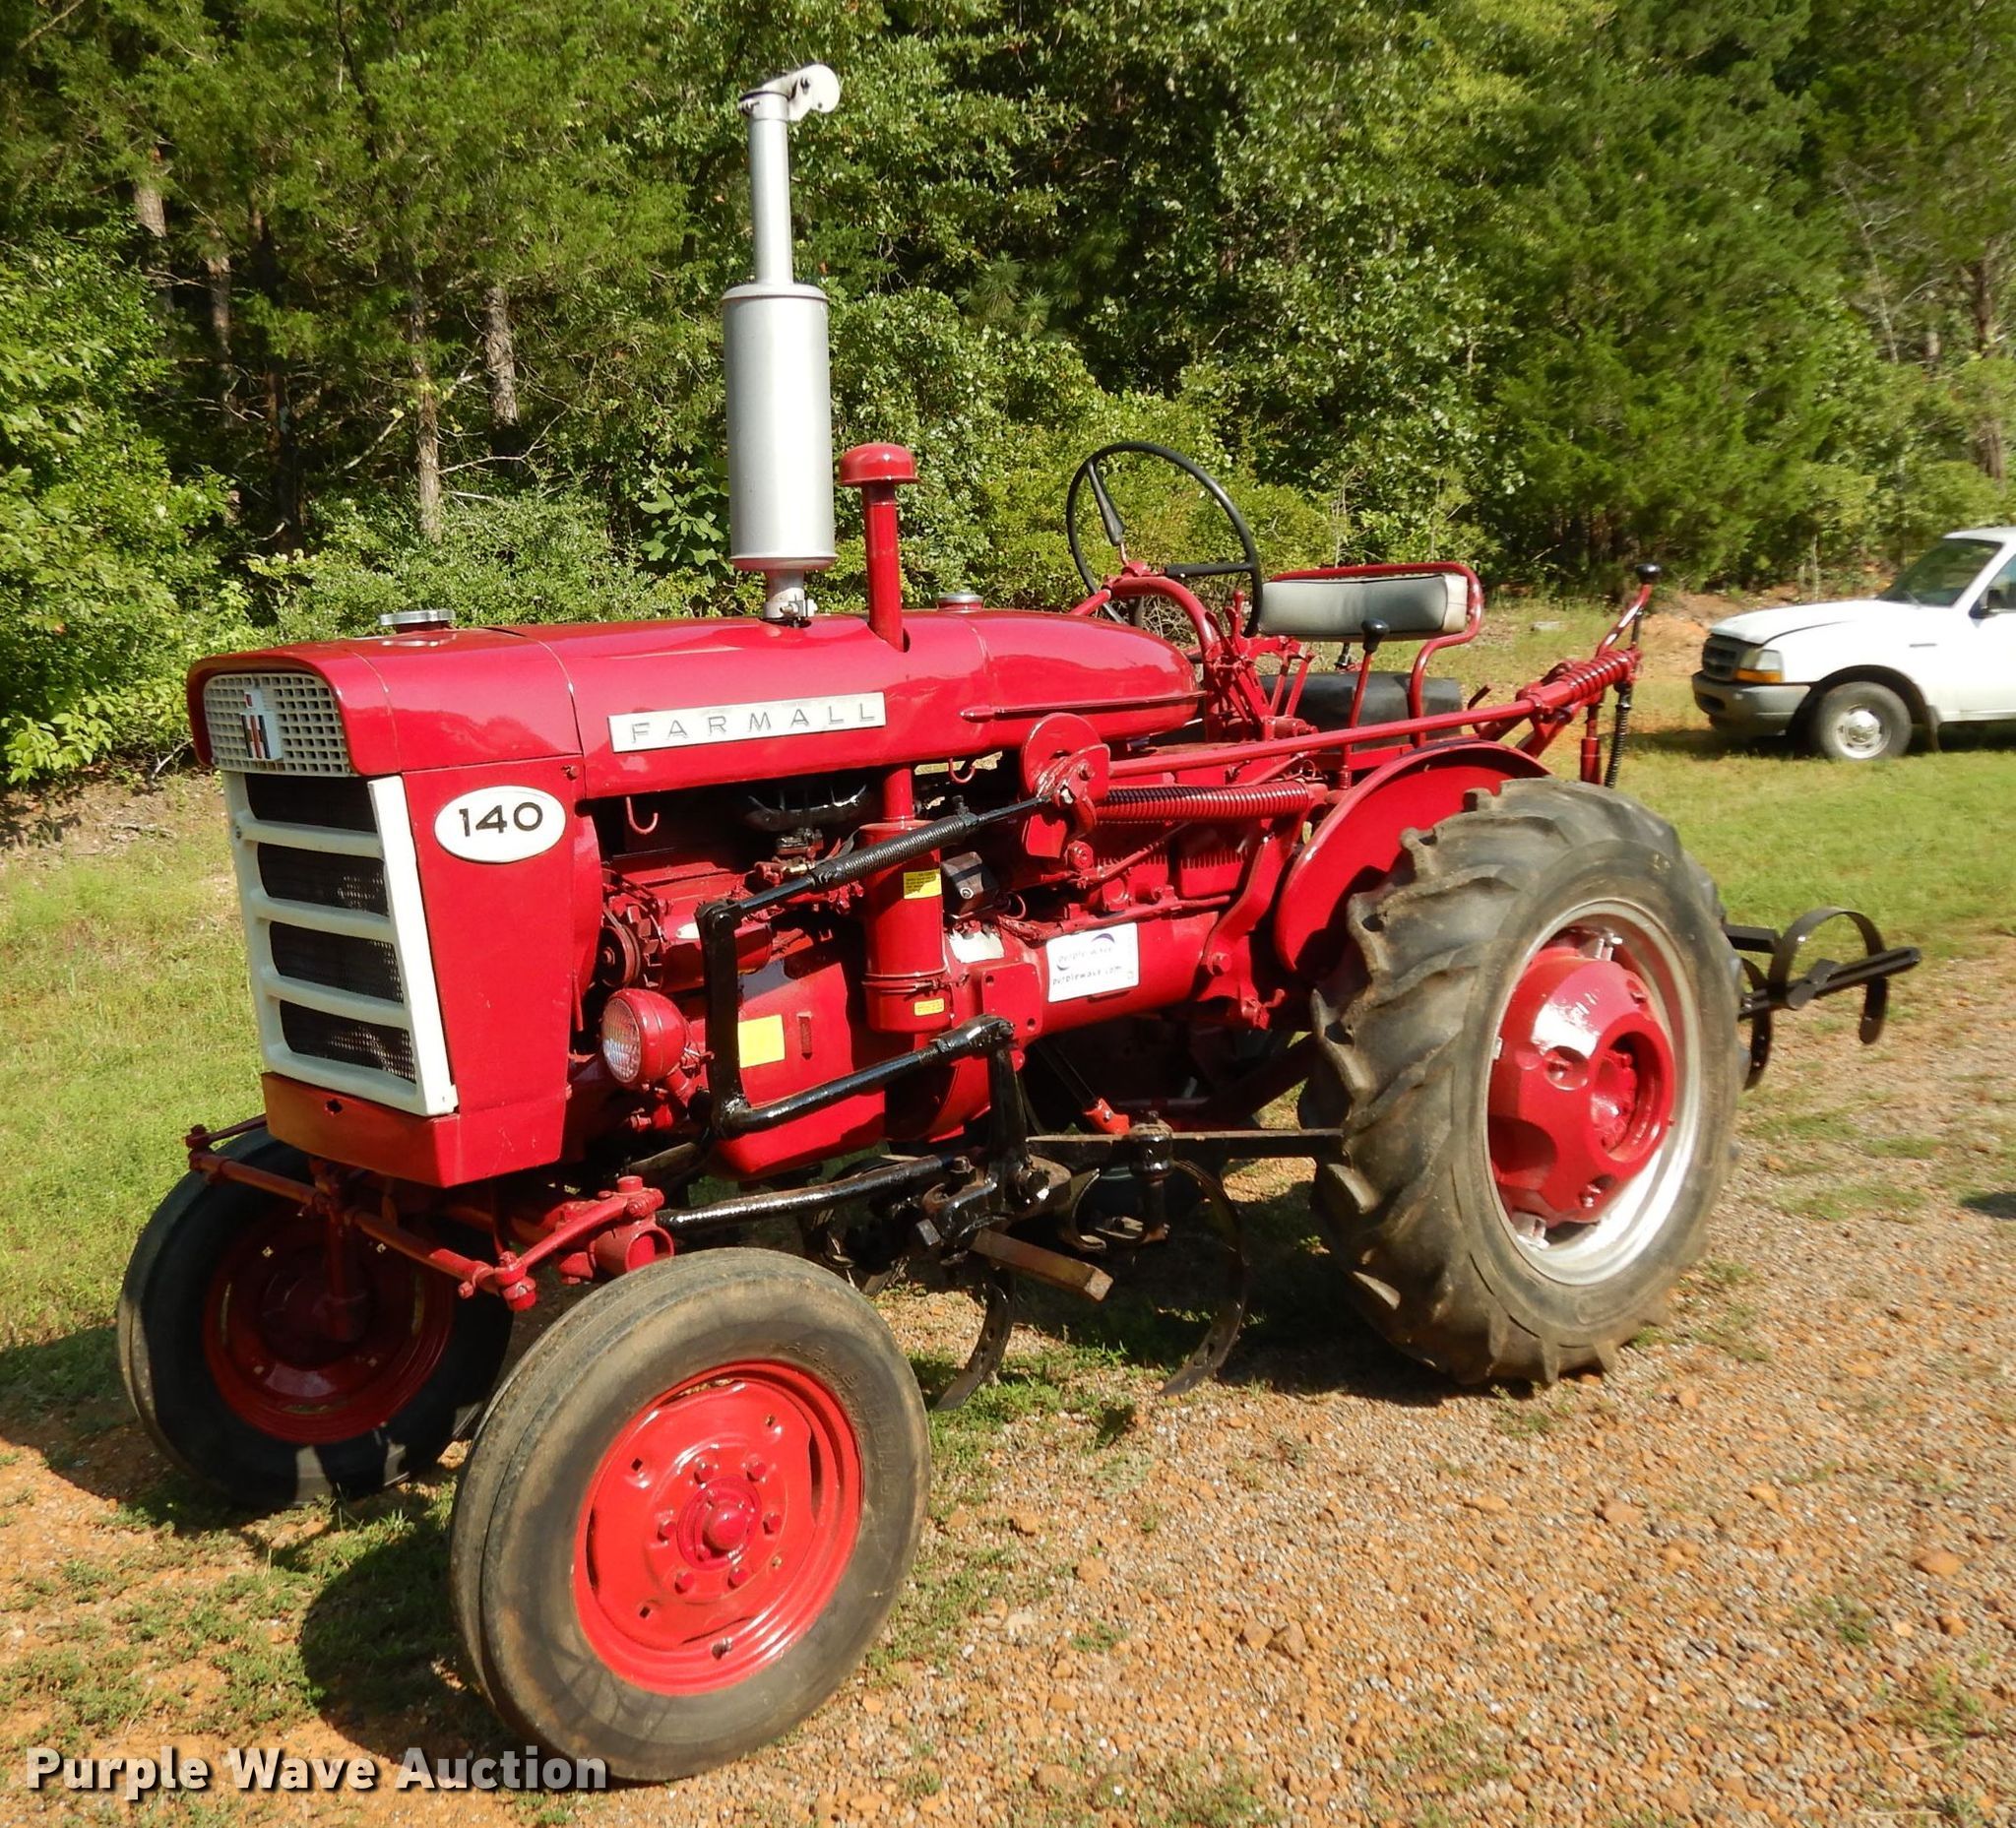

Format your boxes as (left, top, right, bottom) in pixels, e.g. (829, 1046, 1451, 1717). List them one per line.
(190, 610, 1200, 786)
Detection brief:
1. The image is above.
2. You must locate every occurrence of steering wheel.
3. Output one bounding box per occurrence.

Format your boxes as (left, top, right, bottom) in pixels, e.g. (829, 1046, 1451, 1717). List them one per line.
(1065, 442, 1265, 635)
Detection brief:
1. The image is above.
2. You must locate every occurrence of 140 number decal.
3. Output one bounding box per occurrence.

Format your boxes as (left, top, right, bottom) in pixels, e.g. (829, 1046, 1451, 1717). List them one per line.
(433, 787, 566, 863)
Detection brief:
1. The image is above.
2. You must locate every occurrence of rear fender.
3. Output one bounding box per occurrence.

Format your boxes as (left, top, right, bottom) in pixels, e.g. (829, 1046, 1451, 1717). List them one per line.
(1271, 741, 1548, 981)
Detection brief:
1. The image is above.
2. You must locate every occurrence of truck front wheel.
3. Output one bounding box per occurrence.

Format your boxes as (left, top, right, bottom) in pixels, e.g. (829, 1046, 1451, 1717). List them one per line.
(1307, 780, 1741, 1384)
(449, 1249, 927, 1782)
(1806, 679, 1913, 762)
(118, 1130, 513, 1509)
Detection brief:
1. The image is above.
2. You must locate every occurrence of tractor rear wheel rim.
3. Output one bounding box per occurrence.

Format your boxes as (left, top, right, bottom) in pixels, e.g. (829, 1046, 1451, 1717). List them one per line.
(1484, 900, 1698, 1287)
(203, 1207, 455, 1443)
(574, 1361, 861, 1694)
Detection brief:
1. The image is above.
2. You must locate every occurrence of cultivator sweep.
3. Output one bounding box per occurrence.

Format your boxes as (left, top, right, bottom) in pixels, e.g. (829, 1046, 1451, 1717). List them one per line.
(125, 64, 1918, 1782)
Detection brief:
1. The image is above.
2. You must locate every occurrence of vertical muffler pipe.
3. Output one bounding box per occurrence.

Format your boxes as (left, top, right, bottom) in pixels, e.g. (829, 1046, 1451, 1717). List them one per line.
(724, 64, 841, 623)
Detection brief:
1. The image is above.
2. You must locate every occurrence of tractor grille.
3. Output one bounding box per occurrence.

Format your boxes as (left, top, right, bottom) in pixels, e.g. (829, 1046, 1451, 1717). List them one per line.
(1700, 634, 1745, 682)
(203, 670, 353, 774)
(268, 921, 404, 1001)
(255, 846, 390, 916)
(207, 672, 456, 1117)
(279, 1003, 417, 1080)
(242, 772, 377, 832)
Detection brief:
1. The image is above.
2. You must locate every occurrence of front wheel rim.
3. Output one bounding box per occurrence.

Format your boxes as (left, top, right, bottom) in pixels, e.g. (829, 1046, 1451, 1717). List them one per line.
(1483, 901, 1701, 1287)
(574, 1361, 862, 1694)
(203, 1206, 455, 1443)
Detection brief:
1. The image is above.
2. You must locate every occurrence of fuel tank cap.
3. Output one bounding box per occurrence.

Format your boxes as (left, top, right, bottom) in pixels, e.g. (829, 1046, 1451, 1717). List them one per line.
(378, 606, 455, 632)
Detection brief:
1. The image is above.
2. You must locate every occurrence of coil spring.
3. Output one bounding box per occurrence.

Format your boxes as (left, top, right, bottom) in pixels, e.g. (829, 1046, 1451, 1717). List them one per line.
(1098, 781, 1321, 823)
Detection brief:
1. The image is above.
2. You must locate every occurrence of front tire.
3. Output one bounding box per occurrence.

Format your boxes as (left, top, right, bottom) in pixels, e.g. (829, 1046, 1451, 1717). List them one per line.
(1308, 781, 1740, 1384)
(118, 1129, 514, 1509)
(449, 1250, 928, 1783)
(1807, 680, 1912, 761)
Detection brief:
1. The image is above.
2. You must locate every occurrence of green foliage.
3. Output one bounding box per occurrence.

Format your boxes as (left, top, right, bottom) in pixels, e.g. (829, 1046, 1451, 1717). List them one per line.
(252, 491, 691, 639)
(2, 0, 2013, 774)
(0, 237, 243, 781)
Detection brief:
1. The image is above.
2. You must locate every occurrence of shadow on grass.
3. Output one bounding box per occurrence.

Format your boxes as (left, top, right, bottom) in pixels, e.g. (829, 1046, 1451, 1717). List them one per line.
(1625, 725, 1746, 760)
(0, 1323, 495, 1760)
(0, 1324, 145, 1503)
(1963, 1190, 2016, 1221)
(291, 1499, 498, 1758)
(0, 1198, 1465, 1756)
(957, 1186, 1456, 1411)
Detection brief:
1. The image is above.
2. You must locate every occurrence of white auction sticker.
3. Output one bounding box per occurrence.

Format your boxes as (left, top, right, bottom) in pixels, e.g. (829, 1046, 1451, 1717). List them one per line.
(1044, 923, 1140, 1002)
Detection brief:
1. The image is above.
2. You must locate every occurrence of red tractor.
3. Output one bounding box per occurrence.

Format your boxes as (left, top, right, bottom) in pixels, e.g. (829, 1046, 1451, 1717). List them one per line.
(120, 65, 1917, 1781)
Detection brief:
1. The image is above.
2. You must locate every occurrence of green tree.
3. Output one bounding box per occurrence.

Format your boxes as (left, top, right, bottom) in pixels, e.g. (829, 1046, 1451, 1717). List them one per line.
(1475, 0, 1871, 580)
(0, 237, 243, 780)
(1807, 0, 2016, 534)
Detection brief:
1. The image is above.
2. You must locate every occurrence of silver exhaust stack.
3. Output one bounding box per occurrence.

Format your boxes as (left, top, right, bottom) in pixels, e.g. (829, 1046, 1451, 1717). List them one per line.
(724, 64, 841, 623)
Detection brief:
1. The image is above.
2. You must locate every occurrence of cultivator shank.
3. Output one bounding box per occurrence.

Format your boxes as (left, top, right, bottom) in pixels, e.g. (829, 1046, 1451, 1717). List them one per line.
(1726, 908, 1921, 1086)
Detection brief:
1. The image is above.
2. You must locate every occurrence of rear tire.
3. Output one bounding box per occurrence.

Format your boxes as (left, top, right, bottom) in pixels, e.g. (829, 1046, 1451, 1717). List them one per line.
(1307, 780, 1740, 1384)
(1807, 680, 1912, 762)
(449, 1249, 927, 1782)
(118, 1129, 513, 1509)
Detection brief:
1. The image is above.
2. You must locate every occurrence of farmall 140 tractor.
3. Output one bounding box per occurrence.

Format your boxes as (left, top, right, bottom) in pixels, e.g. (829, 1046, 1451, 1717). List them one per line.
(121, 65, 1919, 1780)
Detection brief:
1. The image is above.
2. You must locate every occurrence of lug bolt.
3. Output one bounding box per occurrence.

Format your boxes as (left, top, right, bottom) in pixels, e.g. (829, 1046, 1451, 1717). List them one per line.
(693, 1459, 717, 1483)
(744, 1456, 770, 1481)
(727, 1565, 751, 1589)
(762, 1512, 783, 1536)
(673, 1569, 695, 1593)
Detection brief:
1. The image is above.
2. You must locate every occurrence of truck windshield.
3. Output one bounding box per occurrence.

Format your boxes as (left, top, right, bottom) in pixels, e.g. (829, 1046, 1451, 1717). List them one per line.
(1879, 537, 1999, 606)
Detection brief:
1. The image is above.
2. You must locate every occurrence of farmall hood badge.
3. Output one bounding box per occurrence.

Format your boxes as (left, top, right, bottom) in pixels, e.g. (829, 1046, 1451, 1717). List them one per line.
(610, 691, 886, 754)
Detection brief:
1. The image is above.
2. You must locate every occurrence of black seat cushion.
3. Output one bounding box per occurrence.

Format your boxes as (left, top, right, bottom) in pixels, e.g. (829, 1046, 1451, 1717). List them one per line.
(1290, 669, 1465, 730)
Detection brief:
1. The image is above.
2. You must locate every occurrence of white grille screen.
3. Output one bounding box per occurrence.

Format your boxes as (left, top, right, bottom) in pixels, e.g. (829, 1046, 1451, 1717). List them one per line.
(203, 670, 352, 775)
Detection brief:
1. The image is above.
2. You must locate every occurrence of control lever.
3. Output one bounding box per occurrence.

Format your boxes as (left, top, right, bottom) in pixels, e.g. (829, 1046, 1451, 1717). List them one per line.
(1346, 616, 1390, 728)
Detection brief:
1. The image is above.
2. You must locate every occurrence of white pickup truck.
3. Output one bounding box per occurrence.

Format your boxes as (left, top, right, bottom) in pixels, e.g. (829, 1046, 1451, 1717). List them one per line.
(1692, 527, 2016, 760)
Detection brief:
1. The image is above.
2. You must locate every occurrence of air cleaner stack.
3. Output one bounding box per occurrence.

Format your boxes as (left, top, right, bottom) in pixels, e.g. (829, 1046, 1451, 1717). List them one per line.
(724, 64, 841, 623)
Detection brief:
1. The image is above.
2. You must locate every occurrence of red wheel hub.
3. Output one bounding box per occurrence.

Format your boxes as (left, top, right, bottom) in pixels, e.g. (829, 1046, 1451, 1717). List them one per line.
(573, 1362, 861, 1694)
(203, 1209, 455, 1443)
(1488, 940, 1676, 1229)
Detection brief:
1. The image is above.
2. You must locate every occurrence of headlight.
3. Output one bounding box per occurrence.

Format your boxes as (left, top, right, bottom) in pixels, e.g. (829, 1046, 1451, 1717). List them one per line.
(1733, 646, 1783, 683)
(598, 989, 687, 1088)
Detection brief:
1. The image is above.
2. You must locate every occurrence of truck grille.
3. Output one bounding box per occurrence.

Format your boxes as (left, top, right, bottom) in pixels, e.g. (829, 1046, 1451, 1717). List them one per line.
(1700, 634, 1745, 682)
(207, 675, 457, 1117)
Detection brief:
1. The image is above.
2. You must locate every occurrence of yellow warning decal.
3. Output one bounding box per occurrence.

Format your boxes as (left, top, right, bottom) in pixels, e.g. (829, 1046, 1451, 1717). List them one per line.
(737, 1013, 787, 1068)
(903, 867, 942, 900)
(913, 996, 947, 1017)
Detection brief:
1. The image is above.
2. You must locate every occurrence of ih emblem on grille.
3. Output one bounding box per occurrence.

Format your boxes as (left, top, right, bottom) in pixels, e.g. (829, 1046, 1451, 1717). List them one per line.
(236, 685, 285, 762)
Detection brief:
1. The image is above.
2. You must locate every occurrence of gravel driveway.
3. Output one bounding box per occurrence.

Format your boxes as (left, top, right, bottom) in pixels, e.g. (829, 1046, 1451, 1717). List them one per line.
(3, 955, 2010, 1828)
